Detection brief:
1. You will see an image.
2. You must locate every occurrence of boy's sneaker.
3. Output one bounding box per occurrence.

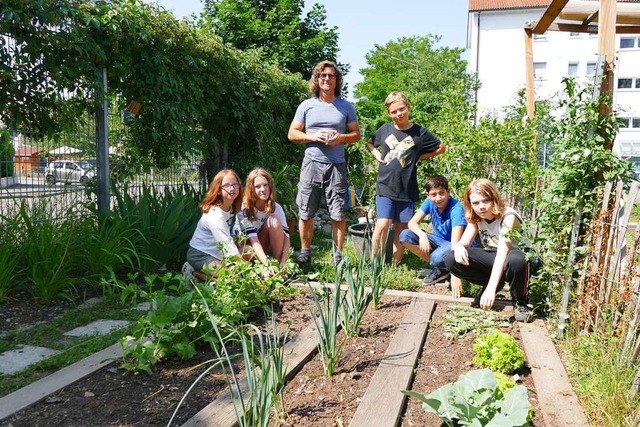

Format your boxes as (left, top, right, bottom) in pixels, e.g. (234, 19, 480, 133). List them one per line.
(333, 251, 343, 266)
(296, 251, 311, 265)
(417, 268, 431, 279)
(423, 267, 450, 285)
(514, 305, 532, 323)
(181, 262, 194, 279)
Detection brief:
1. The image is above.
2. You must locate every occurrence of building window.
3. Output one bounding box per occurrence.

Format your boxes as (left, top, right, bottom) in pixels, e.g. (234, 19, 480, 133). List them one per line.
(636, 79, 640, 89)
(620, 37, 636, 49)
(570, 32, 581, 38)
(533, 34, 547, 41)
(621, 118, 640, 130)
(567, 62, 578, 76)
(620, 118, 630, 128)
(586, 62, 597, 77)
(634, 118, 640, 128)
(533, 62, 547, 79)
(619, 78, 633, 89)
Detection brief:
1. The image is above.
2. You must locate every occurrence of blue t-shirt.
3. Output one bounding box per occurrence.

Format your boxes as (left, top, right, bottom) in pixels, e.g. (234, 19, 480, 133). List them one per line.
(292, 97, 358, 163)
(419, 196, 466, 241)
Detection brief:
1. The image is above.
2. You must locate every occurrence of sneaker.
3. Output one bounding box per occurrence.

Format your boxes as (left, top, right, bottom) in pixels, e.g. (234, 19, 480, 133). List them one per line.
(417, 268, 431, 279)
(471, 294, 481, 308)
(422, 267, 450, 285)
(514, 305, 532, 323)
(333, 251, 343, 266)
(181, 262, 194, 279)
(296, 251, 311, 265)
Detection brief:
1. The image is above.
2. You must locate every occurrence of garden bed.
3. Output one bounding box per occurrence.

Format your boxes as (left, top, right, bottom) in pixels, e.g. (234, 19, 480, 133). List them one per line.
(1, 284, 549, 426)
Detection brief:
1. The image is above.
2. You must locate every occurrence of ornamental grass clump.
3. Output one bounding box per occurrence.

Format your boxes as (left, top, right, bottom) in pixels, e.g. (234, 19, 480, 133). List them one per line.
(473, 330, 526, 374)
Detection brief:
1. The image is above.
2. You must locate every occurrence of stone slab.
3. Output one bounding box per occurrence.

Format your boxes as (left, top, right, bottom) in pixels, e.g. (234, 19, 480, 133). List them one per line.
(0, 345, 60, 375)
(63, 319, 130, 337)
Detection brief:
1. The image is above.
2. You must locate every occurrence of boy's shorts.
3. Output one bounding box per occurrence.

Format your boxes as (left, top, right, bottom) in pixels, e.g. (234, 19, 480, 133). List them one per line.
(375, 195, 414, 223)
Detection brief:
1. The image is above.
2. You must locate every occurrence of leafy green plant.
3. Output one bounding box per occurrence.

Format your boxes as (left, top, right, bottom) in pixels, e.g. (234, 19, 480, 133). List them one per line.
(442, 305, 511, 339)
(120, 259, 295, 373)
(339, 255, 372, 337)
(0, 129, 14, 178)
(403, 368, 532, 427)
(473, 330, 526, 374)
(308, 283, 346, 376)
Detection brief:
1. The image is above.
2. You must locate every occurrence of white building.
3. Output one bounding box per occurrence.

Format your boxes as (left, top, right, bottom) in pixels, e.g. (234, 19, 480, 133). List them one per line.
(467, 0, 640, 167)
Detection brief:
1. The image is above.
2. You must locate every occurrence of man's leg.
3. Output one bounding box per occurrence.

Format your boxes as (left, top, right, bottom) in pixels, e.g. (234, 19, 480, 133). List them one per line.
(332, 219, 346, 251)
(372, 217, 393, 258)
(296, 158, 321, 264)
(325, 162, 348, 263)
(391, 221, 407, 265)
(398, 229, 431, 263)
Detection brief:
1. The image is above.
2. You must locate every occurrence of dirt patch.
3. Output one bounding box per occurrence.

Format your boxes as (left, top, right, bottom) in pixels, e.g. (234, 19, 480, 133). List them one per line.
(1, 283, 543, 427)
(401, 302, 545, 426)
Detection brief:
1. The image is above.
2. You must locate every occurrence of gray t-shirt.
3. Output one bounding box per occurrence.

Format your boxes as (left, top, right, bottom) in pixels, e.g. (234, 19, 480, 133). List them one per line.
(293, 97, 358, 163)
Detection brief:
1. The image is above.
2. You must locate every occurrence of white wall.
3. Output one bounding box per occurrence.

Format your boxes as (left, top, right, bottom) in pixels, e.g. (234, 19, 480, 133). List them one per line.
(469, 8, 640, 163)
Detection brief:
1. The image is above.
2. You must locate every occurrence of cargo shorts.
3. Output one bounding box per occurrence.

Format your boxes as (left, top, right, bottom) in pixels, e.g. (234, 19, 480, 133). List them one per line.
(296, 157, 347, 221)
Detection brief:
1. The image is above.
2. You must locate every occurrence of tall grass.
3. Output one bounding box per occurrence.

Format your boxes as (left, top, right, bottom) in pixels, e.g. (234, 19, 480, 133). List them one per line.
(563, 333, 640, 426)
(13, 202, 83, 302)
(0, 216, 20, 301)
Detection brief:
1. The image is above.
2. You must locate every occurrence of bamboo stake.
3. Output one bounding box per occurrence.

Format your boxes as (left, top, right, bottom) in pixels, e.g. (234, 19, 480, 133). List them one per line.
(591, 181, 613, 274)
(600, 182, 623, 304)
(558, 207, 583, 335)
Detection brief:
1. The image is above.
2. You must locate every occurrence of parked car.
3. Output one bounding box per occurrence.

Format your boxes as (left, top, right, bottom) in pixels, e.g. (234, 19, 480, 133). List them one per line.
(45, 160, 95, 185)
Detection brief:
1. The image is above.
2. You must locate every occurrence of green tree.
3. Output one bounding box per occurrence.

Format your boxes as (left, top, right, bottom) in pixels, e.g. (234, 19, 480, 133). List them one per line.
(202, 0, 343, 78)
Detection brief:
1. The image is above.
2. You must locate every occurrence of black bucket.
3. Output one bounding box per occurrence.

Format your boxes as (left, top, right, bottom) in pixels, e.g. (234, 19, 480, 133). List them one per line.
(348, 222, 394, 264)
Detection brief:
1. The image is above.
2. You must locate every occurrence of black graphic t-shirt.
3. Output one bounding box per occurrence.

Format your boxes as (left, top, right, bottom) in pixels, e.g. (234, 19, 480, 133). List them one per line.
(371, 122, 441, 202)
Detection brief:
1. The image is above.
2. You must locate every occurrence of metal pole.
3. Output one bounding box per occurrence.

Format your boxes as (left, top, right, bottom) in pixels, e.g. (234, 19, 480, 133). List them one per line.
(96, 66, 110, 213)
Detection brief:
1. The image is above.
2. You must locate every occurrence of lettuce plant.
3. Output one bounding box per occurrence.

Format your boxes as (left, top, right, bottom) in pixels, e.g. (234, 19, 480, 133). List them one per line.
(403, 368, 531, 426)
(473, 330, 526, 374)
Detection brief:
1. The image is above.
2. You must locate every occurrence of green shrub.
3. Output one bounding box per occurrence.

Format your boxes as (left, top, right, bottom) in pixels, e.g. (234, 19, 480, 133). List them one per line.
(473, 330, 526, 374)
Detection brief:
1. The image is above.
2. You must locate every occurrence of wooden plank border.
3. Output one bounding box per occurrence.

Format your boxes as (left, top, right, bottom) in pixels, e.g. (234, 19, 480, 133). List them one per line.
(350, 298, 435, 427)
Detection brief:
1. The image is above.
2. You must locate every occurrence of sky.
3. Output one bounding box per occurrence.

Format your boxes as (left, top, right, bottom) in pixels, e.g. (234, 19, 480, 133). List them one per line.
(145, 0, 470, 99)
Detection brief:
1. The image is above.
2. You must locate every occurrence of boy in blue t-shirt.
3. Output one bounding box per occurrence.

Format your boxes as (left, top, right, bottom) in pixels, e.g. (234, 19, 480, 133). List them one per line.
(399, 175, 466, 297)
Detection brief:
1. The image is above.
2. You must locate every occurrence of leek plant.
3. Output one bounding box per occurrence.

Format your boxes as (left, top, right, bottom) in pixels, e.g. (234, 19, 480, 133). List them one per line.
(308, 282, 346, 376)
(339, 255, 372, 337)
(168, 288, 287, 427)
(368, 244, 386, 309)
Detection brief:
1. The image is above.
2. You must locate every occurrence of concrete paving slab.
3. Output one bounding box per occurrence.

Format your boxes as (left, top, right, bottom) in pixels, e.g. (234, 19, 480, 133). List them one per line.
(0, 345, 60, 375)
(63, 319, 130, 337)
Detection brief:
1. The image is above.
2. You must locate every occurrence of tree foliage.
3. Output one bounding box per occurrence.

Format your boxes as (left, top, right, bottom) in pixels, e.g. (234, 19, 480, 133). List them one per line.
(202, 0, 343, 79)
(0, 0, 307, 175)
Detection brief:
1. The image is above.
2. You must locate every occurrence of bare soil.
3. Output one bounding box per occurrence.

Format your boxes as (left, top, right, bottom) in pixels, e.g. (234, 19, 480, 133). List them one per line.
(1, 283, 544, 427)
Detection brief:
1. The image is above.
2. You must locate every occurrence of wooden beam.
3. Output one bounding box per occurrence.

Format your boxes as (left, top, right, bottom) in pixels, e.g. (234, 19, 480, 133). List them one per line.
(533, 0, 570, 34)
(525, 28, 536, 122)
(583, 10, 599, 26)
(544, 22, 640, 34)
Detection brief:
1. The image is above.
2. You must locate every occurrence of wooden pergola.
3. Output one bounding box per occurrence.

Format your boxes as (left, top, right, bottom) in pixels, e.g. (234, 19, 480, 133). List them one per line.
(524, 0, 640, 147)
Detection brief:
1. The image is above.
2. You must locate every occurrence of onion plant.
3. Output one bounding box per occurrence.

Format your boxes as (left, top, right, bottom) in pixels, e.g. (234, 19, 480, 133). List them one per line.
(308, 282, 346, 376)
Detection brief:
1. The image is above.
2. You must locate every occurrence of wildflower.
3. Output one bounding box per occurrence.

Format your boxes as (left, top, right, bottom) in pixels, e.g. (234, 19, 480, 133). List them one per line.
(571, 154, 580, 162)
(583, 148, 591, 157)
(560, 153, 566, 160)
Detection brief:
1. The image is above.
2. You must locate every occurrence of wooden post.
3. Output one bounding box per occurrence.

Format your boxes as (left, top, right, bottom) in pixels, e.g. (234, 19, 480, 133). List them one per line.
(598, 0, 617, 151)
(524, 28, 535, 121)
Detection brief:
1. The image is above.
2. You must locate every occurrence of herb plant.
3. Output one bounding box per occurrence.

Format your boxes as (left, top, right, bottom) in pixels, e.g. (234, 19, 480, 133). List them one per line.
(473, 330, 526, 374)
(403, 368, 532, 426)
